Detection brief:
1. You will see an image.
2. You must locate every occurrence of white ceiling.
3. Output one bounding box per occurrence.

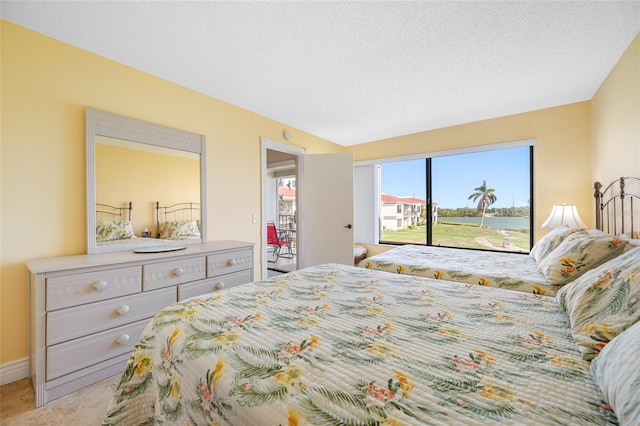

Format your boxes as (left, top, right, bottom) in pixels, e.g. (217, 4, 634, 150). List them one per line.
(2, 1, 639, 146)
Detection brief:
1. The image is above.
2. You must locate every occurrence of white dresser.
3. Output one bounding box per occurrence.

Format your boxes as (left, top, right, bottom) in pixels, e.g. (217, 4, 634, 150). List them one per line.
(27, 240, 254, 407)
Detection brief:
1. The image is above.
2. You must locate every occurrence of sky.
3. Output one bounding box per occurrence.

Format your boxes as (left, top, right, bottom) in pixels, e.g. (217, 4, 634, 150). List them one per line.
(380, 146, 530, 209)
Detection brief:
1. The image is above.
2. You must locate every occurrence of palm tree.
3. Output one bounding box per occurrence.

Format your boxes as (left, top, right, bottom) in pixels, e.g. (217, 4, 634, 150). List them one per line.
(468, 180, 497, 228)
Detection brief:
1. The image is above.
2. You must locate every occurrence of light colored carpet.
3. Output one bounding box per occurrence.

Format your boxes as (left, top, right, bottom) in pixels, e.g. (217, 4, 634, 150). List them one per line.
(0, 375, 119, 425)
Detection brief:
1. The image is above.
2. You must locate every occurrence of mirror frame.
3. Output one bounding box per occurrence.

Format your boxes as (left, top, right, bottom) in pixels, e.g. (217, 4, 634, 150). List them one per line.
(86, 107, 207, 254)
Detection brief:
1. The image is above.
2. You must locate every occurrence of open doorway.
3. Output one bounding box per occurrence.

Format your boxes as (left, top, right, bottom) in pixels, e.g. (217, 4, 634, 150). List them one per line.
(262, 138, 355, 278)
(265, 150, 297, 277)
(261, 138, 304, 279)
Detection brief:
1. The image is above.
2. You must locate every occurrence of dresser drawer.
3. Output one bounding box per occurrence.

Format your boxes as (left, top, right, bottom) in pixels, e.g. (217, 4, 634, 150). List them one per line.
(143, 256, 206, 291)
(178, 270, 252, 301)
(46, 319, 148, 381)
(207, 248, 253, 277)
(46, 266, 141, 311)
(47, 287, 176, 346)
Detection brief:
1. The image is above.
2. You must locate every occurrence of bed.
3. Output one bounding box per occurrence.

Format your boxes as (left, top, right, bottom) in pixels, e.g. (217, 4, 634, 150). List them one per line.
(358, 228, 630, 297)
(594, 176, 639, 238)
(102, 256, 640, 425)
(360, 244, 558, 295)
(156, 201, 202, 240)
(354, 244, 367, 266)
(359, 178, 640, 296)
(95, 202, 158, 249)
(96, 201, 203, 251)
(102, 178, 640, 424)
(96, 201, 133, 223)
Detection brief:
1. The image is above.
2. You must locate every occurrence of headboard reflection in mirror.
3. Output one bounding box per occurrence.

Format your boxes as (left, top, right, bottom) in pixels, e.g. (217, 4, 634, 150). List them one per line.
(86, 107, 207, 253)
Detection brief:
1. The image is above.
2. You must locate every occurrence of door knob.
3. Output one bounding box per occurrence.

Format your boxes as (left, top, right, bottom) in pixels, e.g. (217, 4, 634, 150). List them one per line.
(345, 224, 352, 229)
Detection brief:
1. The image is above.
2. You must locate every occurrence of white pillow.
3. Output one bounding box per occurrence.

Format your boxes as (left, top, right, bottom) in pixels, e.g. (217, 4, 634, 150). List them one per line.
(586, 229, 610, 237)
(591, 320, 640, 426)
(529, 226, 585, 263)
(538, 233, 627, 285)
(620, 233, 640, 247)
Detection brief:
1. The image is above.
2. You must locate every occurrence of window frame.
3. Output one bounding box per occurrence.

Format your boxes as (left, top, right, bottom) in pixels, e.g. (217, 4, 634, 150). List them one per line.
(354, 139, 535, 253)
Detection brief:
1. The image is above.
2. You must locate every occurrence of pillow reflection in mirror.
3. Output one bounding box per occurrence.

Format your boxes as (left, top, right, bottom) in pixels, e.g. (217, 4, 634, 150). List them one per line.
(96, 220, 135, 241)
(159, 220, 201, 239)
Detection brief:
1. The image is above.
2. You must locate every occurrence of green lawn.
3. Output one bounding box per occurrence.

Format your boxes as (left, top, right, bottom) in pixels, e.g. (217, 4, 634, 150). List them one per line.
(381, 223, 530, 252)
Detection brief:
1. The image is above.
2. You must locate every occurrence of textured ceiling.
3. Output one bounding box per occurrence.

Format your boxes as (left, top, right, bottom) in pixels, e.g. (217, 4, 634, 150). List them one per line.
(2, 1, 639, 146)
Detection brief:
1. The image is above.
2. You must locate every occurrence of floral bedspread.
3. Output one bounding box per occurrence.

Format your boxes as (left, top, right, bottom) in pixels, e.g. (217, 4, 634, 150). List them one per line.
(361, 244, 561, 296)
(103, 264, 616, 425)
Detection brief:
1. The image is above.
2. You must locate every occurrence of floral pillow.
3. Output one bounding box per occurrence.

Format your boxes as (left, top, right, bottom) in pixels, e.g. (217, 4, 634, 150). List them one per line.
(160, 220, 201, 239)
(529, 226, 585, 263)
(538, 233, 627, 285)
(555, 246, 640, 360)
(96, 220, 135, 241)
(590, 320, 640, 426)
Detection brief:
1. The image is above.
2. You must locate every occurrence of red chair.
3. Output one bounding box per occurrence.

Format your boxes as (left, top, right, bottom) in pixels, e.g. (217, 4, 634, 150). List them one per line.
(267, 221, 292, 262)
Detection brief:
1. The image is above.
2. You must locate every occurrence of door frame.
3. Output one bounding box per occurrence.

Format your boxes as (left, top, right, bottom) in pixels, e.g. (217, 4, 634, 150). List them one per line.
(260, 137, 305, 279)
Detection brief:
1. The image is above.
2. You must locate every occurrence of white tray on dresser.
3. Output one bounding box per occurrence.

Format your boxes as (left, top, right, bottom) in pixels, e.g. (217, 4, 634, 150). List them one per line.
(27, 240, 254, 407)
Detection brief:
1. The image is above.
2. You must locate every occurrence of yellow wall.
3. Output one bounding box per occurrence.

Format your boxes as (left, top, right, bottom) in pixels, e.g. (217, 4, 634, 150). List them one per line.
(347, 102, 593, 235)
(591, 33, 640, 184)
(0, 21, 343, 364)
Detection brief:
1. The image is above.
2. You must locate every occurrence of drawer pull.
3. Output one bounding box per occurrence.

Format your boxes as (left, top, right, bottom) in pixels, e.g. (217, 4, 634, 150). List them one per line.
(116, 305, 130, 316)
(171, 267, 184, 277)
(116, 334, 130, 345)
(92, 280, 108, 291)
(226, 258, 236, 267)
(214, 282, 225, 291)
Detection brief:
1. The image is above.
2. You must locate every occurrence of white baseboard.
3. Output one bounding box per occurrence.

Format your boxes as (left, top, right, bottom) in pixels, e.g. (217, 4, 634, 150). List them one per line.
(0, 357, 29, 386)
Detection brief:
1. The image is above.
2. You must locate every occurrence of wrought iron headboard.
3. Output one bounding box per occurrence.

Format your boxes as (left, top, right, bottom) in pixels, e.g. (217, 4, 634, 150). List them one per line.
(96, 201, 133, 221)
(156, 201, 201, 238)
(594, 177, 640, 236)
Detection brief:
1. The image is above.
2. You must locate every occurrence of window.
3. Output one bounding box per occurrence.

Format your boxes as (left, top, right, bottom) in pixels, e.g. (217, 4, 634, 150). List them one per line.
(372, 143, 532, 253)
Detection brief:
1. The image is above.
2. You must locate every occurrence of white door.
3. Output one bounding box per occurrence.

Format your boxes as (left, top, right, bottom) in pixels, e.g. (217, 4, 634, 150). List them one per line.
(298, 153, 354, 268)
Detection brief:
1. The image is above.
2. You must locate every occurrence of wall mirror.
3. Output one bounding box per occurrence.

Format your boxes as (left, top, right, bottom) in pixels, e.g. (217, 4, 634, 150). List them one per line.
(86, 107, 207, 253)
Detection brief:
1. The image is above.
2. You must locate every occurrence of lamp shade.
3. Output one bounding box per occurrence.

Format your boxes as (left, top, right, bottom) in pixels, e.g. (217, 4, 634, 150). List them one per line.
(541, 204, 586, 229)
